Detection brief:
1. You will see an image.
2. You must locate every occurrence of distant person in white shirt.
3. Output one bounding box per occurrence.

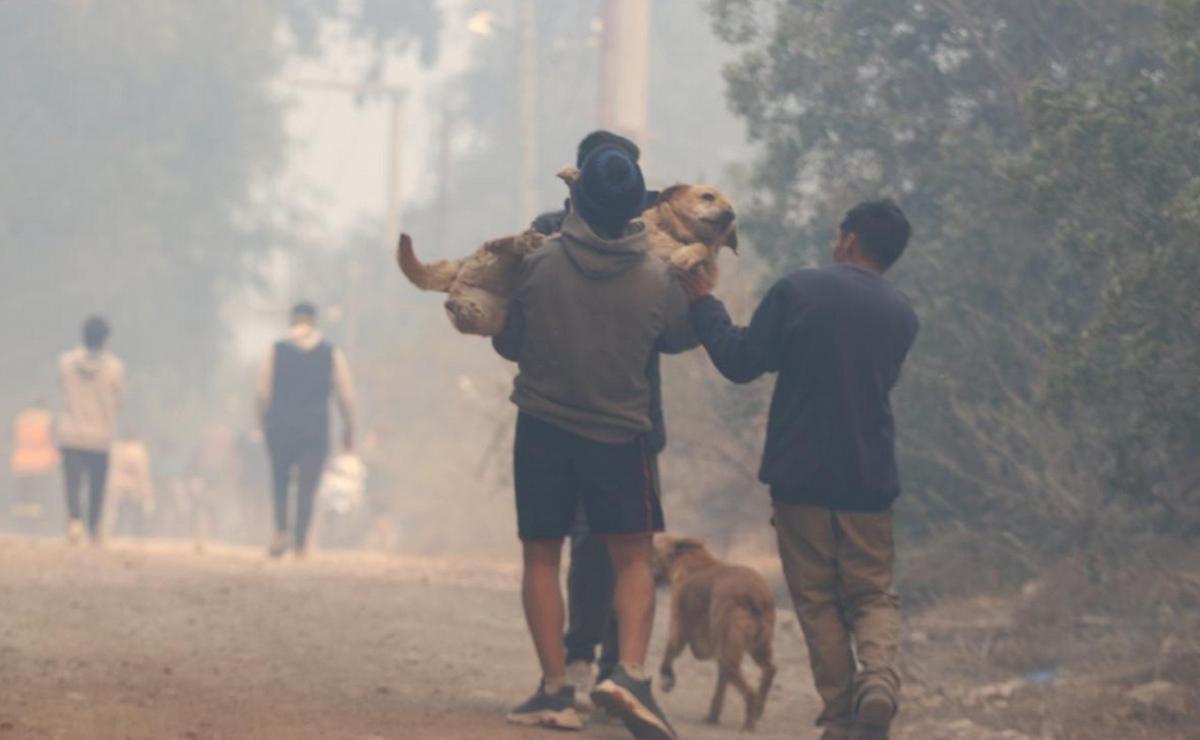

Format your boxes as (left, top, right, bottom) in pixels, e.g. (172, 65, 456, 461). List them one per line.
(57, 315, 125, 544)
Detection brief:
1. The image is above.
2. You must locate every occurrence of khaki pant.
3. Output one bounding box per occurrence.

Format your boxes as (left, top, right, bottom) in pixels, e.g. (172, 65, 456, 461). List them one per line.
(773, 502, 900, 737)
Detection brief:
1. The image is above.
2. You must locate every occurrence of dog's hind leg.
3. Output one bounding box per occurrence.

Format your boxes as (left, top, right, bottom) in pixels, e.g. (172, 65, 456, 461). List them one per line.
(721, 659, 757, 731)
(716, 611, 758, 730)
(704, 669, 728, 725)
(749, 602, 777, 723)
(483, 230, 544, 257)
(712, 606, 760, 729)
(749, 642, 777, 724)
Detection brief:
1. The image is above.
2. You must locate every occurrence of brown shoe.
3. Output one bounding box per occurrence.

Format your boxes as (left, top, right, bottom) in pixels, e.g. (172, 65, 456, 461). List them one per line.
(850, 688, 895, 739)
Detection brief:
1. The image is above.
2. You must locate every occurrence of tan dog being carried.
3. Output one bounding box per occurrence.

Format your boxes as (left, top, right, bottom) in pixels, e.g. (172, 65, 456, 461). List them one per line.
(396, 167, 737, 336)
(653, 535, 777, 731)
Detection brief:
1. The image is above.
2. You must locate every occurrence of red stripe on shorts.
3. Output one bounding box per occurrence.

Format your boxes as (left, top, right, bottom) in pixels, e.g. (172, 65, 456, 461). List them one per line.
(640, 437, 653, 534)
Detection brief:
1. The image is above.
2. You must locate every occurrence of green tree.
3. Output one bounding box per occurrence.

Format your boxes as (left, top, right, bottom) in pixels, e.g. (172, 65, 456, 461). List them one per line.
(1016, 0, 1200, 534)
(708, 0, 1196, 593)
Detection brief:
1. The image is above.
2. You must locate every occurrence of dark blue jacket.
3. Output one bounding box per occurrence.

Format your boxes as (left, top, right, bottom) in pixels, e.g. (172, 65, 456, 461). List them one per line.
(690, 265, 918, 511)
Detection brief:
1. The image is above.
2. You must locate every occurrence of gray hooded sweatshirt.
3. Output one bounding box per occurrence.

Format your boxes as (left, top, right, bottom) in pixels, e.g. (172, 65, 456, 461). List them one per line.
(497, 211, 696, 443)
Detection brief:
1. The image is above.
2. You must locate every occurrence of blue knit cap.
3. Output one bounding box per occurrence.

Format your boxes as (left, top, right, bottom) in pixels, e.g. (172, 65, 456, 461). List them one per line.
(574, 145, 647, 234)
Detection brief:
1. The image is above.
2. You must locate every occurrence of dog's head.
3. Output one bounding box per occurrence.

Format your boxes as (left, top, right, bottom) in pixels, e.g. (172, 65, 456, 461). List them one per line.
(652, 535, 711, 585)
(653, 185, 738, 253)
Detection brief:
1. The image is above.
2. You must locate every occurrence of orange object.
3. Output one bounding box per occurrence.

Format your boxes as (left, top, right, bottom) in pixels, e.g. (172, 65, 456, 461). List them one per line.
(11, 408, 59, 476)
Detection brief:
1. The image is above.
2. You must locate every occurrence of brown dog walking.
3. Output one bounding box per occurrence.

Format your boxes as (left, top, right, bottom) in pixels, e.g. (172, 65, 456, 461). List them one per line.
(653, 535, 777, 731)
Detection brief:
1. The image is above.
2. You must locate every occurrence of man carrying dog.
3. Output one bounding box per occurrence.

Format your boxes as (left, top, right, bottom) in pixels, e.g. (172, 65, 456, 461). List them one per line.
(493, 143, 692, 739)
(679, 201, 918, 740)
(525, 129, 663, 701)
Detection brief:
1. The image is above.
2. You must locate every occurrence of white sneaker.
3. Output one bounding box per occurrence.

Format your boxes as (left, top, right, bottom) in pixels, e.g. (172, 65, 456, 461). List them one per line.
(565, 660, 595, 708)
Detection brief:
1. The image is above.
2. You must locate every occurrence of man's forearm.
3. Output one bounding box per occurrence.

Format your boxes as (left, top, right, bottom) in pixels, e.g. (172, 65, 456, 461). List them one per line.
(689, 296, 768, 384)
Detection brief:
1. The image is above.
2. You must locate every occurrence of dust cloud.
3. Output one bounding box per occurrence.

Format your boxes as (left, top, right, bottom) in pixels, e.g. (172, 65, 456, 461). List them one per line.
(1, 2, 1197, 740)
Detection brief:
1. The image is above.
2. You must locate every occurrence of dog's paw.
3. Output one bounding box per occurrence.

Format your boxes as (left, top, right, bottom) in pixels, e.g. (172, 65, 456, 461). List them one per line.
(482, 235, 516, 254)
(659, 669, 676, 693)
(669, 247, 705, 272)
(512, 230, 545, 255)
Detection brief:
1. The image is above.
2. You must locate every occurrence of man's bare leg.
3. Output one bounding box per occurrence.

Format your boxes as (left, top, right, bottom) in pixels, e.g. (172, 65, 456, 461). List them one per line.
(606, 535, 656, 671)
(592, 534, 677, 739)
(522, 538, 567, 690)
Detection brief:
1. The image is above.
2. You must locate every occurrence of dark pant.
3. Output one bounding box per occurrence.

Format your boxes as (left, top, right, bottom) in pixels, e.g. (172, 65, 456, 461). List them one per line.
(61, 448, 109, 536)
(565, 513, 620, 671)
(563, 454, 661, 672)
(267, 435, 327, 549)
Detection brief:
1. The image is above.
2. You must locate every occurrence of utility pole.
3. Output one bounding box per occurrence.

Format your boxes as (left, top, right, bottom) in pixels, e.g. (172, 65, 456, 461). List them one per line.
(597, 0, 650, 144)
(289, 79, 407, 355)
(434, 102, 453, 259)
(292, 79, 408, 242)
(517, 0, 539, 224)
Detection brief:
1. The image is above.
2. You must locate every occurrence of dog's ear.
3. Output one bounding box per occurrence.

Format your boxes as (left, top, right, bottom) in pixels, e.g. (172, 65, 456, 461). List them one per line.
(556, 166, 581, 187)
(654, 184, 690, 206)
(724, 224, 739, 253)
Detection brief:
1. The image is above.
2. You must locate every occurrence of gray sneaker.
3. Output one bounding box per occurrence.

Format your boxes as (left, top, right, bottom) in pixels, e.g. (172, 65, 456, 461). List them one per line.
(590, 665, 677, 740)
(506, 682, 583, 731)
(850, 687, 895, 739)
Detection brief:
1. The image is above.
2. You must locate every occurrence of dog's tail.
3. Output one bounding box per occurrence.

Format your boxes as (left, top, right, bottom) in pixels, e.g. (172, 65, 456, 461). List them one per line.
(732, 593, 775, 647)
(396, 233, 461, 292)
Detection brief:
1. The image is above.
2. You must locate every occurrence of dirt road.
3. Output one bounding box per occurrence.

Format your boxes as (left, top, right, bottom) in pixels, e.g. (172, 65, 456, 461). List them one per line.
(0, 537, 823, 740)
(0, 537, 1188, 740)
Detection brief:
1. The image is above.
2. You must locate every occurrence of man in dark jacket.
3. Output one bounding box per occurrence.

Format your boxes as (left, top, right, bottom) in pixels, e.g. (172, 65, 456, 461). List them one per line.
(496, 145, 690, 739)
(256, 302, 357, 558)
(525, 130, 663, 698)
(680, 200, 918, 740)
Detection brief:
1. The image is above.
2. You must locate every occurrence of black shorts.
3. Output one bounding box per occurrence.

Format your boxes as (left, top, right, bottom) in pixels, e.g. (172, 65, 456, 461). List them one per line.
(514, 412, 665, 541)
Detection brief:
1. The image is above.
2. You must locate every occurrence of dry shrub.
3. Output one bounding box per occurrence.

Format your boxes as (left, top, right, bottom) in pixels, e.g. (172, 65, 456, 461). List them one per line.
(898, 524, 1036, 610)
(994, 541, 1200, 675)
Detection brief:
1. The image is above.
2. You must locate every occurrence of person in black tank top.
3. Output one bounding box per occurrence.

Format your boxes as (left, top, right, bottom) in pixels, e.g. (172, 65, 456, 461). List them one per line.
(256, 302, 358, 558)
(266, 340, 334, 446)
